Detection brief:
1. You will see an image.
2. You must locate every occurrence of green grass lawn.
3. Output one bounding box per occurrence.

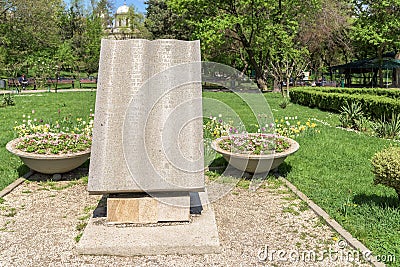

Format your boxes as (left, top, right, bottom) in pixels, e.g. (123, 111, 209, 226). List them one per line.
(0, 92, 96, 190)
(204, 91, 399, 265)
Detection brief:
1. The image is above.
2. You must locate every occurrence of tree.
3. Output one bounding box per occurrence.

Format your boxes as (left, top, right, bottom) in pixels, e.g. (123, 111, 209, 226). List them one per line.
(351, 0, 400, 87)
(0, 0, 65, 77)
(298, 0, 353, 80)
(127, 6, 152, 39)
(145, 0, 191, 40)
(81, 15, 104, 76)
(90, 0, 114, 29)
(168, 0, 321, 91)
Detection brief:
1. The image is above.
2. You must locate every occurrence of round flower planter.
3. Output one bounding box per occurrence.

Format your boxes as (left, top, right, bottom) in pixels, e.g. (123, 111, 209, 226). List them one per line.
(211, 134, 299, 174)
(6, 137, 91, 174)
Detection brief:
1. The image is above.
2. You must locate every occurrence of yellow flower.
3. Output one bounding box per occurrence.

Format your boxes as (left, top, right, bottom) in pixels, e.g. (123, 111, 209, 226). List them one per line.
(297, 121, 301, 126)
(306, 121, 311, 127)
(311, 123, 316, 128)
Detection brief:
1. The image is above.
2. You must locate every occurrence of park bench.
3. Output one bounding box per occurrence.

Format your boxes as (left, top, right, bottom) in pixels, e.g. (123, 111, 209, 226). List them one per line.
(7, 78, 37, 92)
(46, 78, 75, 89)
(79, 77, 97, 88)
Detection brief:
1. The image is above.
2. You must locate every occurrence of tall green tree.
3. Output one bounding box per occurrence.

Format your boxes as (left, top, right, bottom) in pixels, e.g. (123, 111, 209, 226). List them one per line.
(145, 0, 191, 40)
(298, 0, 353, 80)
(168, 0, 321, 90)
(0, 0, 65, 77)
(127, 6, 152, 39)
(81, 15, 104, 76)
(351, 0, 400, 86)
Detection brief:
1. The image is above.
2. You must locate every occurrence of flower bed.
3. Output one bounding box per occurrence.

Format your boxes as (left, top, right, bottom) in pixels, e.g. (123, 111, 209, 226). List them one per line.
(211, 134, 299, 173)
(217, 133, 290, 155)
(14, 132, 91, 155)
(7, 109, 94, 174)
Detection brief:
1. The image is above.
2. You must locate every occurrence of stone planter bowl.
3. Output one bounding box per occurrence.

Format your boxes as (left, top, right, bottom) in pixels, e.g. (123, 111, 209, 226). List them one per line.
(6, 137, 91, 174)
(211, 134, 299, 174)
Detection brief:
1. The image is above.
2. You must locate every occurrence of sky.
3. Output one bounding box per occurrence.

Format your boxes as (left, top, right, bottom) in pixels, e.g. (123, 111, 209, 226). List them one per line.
(64, 0, 148, 14)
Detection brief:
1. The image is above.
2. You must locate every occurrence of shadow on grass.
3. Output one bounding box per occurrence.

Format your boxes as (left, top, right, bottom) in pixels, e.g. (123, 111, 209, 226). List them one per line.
(277, 162, 292, 177)
(17, 164, 30, 177)
(353, 193, 400, 209)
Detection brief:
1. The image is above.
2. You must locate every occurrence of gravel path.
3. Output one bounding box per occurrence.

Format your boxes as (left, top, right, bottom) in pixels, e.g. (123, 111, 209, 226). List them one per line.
(0, 170, 371, 266)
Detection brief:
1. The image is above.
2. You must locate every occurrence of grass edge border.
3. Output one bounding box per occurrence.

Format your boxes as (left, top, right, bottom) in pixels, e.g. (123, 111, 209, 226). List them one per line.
(278, 176, 385, 267)
(0, 170, 34, 198)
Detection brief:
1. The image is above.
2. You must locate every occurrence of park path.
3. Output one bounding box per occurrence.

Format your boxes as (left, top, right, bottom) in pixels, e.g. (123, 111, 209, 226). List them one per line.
(0, 88, 96, 94)
(0, 169, 372, 267)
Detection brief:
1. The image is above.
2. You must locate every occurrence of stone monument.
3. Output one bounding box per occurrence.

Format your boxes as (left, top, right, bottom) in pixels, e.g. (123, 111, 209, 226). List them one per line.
(77, 39, 220, 255)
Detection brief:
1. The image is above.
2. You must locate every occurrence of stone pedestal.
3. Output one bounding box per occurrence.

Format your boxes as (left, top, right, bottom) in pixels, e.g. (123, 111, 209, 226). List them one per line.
(77, 192, 220, 255)
(107, 192, 190, 223)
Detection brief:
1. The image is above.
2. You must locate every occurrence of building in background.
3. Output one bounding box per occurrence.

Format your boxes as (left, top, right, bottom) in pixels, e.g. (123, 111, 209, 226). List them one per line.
(108, 3, 137, 40)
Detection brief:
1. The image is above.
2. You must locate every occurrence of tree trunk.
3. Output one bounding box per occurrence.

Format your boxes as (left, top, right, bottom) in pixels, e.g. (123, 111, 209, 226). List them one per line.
(255, 75, 268, 91)
(235, 24, 268, 91)
(378, 67, 383, 88)
(286, 77, 290, 97)
(393, 68, 400, 88)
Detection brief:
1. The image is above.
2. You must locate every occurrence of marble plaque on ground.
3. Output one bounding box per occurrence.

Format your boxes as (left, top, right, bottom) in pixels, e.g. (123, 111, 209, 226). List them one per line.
(88, 39, 204, 194)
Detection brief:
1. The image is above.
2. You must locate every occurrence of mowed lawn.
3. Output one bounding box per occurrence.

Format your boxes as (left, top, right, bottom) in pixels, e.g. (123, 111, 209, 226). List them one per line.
(0, 92, 96, 190)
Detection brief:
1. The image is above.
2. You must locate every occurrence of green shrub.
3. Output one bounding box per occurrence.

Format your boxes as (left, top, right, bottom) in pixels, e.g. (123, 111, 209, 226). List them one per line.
(371, 146, 400, 199)
(2, 94, 15, 107)
(290, 88, 400, 120)
(339, 101, 365, 130)
(303, 87, 400, 100)
(372, 113, 400, 139)
(279, 97, 290, 109)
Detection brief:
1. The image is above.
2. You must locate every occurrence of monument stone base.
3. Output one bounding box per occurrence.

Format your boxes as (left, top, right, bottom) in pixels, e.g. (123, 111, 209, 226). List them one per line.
(107, 192, 190, 223)
(77, 192, 221, 256)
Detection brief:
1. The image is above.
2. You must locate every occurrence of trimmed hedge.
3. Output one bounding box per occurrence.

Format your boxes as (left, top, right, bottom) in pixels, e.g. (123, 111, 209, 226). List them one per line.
(290, 87, 400, 120)
(310, 87, 400, 99)
(300, 87, 400, 100)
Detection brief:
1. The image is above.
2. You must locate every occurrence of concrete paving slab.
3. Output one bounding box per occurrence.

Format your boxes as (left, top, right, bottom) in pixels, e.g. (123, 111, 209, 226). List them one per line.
(77, 192, 220, 256)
